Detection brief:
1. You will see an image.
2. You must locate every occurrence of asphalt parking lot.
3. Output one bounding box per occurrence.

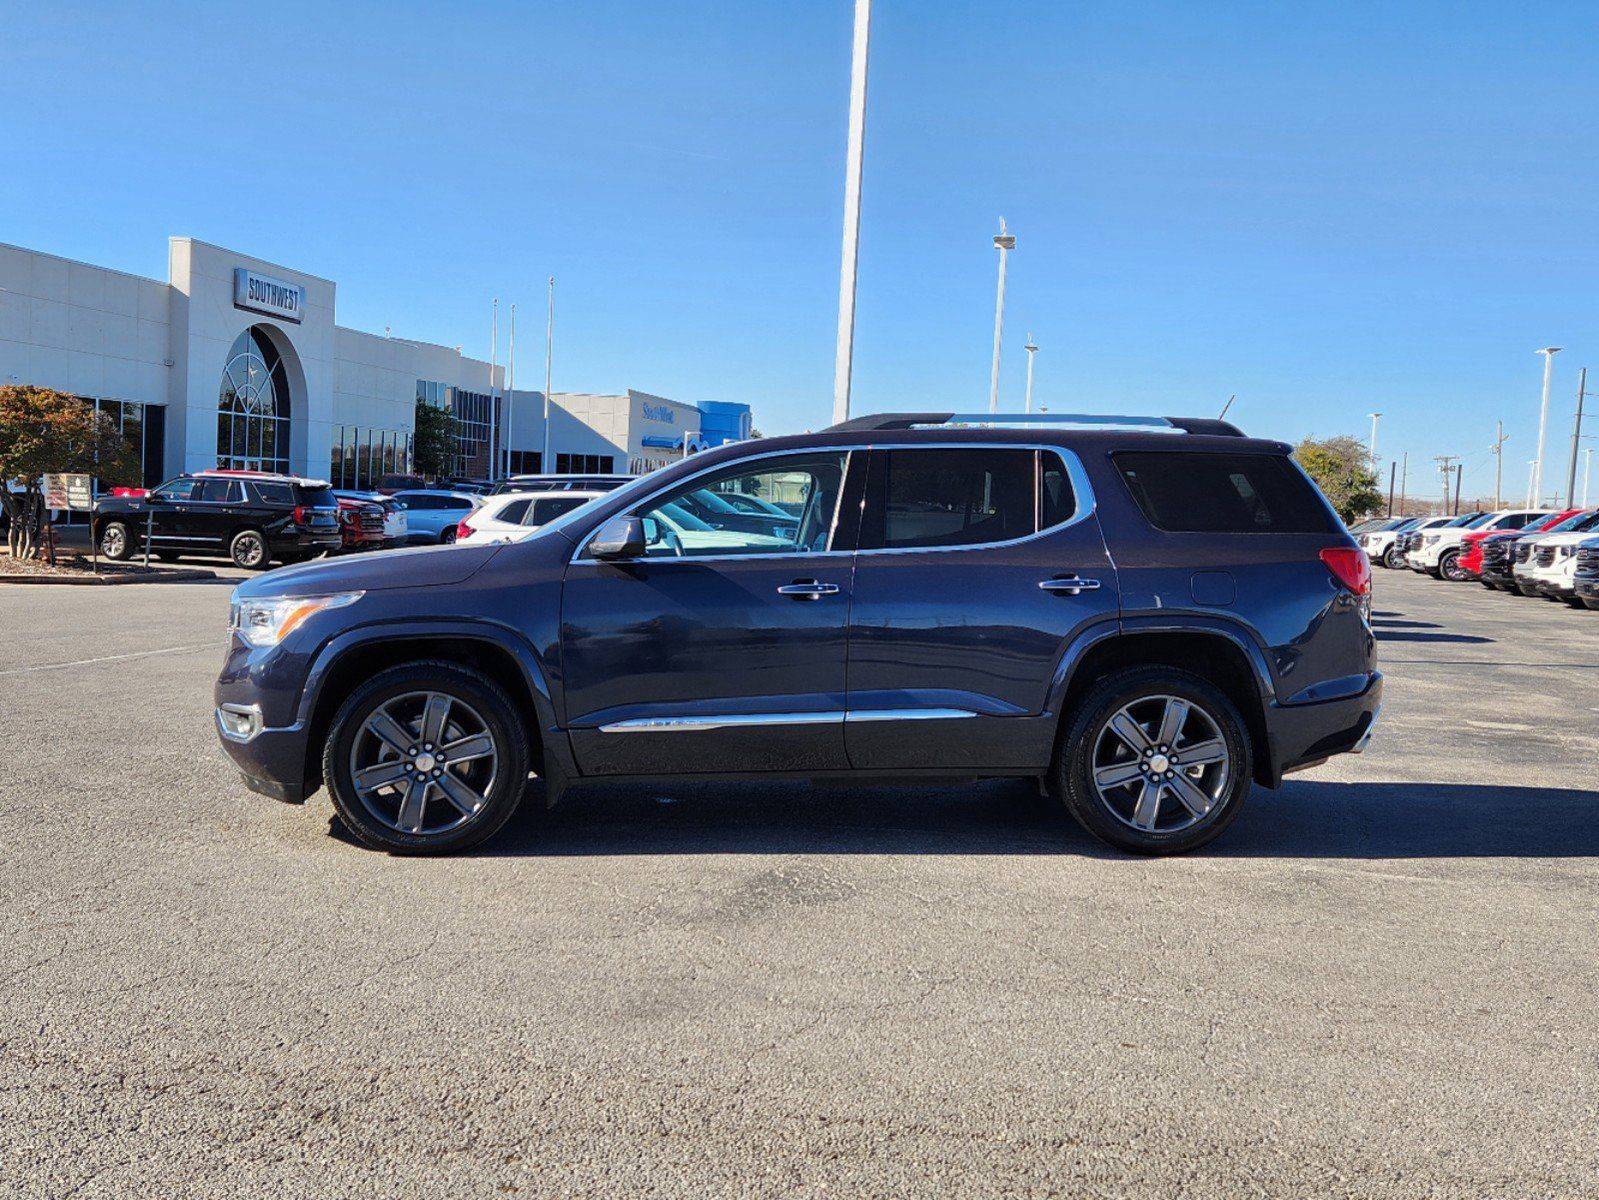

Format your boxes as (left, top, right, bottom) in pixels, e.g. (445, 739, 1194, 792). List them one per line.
(2, 565, 1596, 1198)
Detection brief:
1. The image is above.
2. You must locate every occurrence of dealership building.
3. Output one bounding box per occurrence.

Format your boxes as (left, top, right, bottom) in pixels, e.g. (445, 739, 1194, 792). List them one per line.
(0, 236, 753, 489)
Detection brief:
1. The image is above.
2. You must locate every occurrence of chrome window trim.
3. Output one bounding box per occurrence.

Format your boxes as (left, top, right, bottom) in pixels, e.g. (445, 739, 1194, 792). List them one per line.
(569, 443, 1096, 566)
(595, 707, 979, 734)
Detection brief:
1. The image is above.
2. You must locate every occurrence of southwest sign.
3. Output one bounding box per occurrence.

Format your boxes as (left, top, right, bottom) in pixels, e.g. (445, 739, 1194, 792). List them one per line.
(233, 268, 306, 324)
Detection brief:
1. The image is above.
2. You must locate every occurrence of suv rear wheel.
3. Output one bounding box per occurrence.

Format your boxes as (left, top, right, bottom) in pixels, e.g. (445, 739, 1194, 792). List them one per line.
(1382, 545, 1403, 569)
(229, 529, 269, 570)
(99, 520, 132, 561)
(322, 661, 530, 854)
(1055, 666, 1252, 855)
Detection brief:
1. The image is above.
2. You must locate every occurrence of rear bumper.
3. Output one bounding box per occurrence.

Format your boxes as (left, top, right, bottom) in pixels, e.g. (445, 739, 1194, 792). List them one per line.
(273, 530, 341, 553)
(1265, 672, 1383, 785)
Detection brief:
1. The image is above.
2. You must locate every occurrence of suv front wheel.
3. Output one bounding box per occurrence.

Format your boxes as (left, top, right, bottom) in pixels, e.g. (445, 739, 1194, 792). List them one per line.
(1055, 666, 1252, 855)
(322, 661, 530, 854)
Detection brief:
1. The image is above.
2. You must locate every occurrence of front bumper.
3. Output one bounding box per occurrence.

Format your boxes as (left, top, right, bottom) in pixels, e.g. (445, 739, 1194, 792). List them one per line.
(1576, 577, 1599, 600)
(1266, 672, 1383, 785)
(215, 706, 314, 803)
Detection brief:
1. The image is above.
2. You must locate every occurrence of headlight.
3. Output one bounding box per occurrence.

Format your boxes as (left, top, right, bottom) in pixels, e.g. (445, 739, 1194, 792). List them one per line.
(1423, 534, 1440, 545)
(229, 591, 362, 647)
(1559, 545, 1578, 559)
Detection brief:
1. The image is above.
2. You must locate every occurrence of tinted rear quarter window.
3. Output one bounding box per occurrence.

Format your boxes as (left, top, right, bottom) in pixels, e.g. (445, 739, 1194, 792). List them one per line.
(1114, 452, 1335, 534)
(527, 496, 587, 525)
(254, 482, 293, 505)
(497, 499, 532, 523)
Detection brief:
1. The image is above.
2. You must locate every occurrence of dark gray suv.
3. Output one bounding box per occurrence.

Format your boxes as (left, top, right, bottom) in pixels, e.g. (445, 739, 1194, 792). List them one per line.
(215, 413, 1380, 856)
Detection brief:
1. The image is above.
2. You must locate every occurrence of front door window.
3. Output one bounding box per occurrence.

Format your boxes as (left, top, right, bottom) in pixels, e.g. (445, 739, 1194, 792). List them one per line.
(635, 453, 847, 557)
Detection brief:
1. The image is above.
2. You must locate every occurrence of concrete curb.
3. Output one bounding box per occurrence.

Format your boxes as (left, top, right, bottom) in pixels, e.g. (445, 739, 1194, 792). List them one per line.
(0, 567, 218, 585)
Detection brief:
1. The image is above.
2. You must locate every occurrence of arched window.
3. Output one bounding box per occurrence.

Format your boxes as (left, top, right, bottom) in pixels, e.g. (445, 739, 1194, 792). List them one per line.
(217, 326, 291, 473)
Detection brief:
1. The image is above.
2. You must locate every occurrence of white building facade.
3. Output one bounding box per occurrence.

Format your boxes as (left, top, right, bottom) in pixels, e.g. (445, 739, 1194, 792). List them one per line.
(0, 237, 750, 489)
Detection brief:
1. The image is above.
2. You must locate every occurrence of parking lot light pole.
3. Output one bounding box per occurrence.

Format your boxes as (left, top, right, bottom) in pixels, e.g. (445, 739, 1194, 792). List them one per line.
(988, 219, 1016, 414)
(831, 0, 872, 427)
(1533, 346, 1562, 505)
(1368, 412, 1381, 471)
(1023, 335, 1038, 414)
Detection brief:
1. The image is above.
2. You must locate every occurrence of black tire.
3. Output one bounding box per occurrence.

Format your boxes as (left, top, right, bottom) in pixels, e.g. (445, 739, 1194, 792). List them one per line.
(1439, 550, 1466, 581)
(1382, 545, 1403, 569)
(99, 520, 133, 561)
(1480, 580, 1496, 590)
(1053, 666, 1252, 856)
(1517, 584, 1541, 597)
(321, 661, 530, 855)
(1425, 565, 1442, 579)
(439, 526, 457, 545)
(1564, 596, 1585, 609)
(229, 528, 270, 570)
(1582, 599, 1599, 611)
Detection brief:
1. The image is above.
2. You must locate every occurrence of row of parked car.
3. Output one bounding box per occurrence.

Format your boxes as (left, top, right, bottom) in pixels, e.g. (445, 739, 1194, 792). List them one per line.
(91, 470, 637, 570)
(1350, 506, 1599, 608)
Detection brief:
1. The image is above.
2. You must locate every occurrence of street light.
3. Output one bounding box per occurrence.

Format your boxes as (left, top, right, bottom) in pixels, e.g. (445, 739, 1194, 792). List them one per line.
(1368, 412, 1381, 468)
(1533, 346, 1562, 505)
(830, 0, 872, 427)
(988, 218, 1016, 414)
(1023, 334, 1038, 414)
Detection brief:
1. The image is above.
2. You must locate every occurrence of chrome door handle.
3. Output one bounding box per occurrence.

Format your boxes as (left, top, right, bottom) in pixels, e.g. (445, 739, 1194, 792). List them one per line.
(1039, 576, 1101, 595)
(777, 580, 841, 599)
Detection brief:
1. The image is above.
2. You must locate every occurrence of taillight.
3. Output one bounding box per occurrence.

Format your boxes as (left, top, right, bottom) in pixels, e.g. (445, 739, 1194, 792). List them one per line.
(456, 519, 473, 540)
(292, 505, 306, 524)
(1320, 546, 1371, 595)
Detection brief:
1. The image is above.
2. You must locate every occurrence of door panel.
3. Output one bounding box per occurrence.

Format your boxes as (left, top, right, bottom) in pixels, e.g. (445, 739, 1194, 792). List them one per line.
(561, 555, 853, 774)
(844, 448, 1120, 771)
(559, 449, 859, 776)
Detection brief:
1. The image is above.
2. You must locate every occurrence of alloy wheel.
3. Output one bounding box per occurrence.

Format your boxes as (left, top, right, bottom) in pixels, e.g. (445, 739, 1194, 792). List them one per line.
(1090, 694, 1231, 834)
(101, 524, 125, 558)
(348, 690, 499, 837)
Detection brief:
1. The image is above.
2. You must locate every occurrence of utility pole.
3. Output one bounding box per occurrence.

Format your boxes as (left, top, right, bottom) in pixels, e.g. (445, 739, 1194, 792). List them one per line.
(1533, 346, 1562, 506)
(1563, 366, 1587, 509)
(1023, 334, 1038, 414)
(1585, 447, 1594, 507)
(830, 0, 872, 426)
(1399, 452, 1408, 515)
(1387, 461, 1396, 517)
(1435, 455, 1459, 514)
(988, 217, 1016, 414)
(1453, 463, 1463, 515)
(542, 277, 554, 471)
(1491, 420, 1510, 510)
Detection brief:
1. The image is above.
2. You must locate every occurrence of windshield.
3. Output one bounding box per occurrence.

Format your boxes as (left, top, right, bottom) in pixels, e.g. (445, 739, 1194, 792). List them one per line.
(1547, 509, 1599, 533)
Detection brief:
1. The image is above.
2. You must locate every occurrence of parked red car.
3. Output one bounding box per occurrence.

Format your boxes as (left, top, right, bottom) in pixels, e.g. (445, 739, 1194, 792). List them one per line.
(1458, 509, 1579, 577)
(335, 495, 387, 551)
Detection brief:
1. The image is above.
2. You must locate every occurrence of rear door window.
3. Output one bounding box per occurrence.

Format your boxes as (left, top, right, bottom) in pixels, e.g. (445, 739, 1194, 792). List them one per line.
(196, 479, 241, 504)
(862, 449, 1038, 550)
(526, 496, 588, 525)
(495, 499, 532, 524)
(1113, 452, 1336, 534)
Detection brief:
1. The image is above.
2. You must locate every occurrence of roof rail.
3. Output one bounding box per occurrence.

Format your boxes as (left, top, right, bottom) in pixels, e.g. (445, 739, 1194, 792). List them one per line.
(825, 412, 1246, 437)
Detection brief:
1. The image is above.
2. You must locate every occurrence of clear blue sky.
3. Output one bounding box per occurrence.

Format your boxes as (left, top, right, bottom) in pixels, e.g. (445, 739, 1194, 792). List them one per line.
(4, 0, 1597, 500)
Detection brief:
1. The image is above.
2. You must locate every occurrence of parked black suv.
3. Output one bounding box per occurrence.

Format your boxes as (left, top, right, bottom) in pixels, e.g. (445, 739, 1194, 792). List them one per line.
(214, 414, 1379, 856)
(96, 471, 341, 569)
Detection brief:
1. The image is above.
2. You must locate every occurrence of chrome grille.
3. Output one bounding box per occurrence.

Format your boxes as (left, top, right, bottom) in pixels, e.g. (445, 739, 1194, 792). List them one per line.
(1513, 541, 1535, 564)
(1577, 545, 1599, 574)
(1535, 545, 1557, 568)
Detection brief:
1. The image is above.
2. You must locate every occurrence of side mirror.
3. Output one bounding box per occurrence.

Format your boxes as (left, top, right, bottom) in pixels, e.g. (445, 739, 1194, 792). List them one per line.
(588, 516, 646, 561)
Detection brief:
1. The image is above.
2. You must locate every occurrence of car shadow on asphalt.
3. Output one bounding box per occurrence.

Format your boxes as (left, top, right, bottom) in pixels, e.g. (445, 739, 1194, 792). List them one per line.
(412, 776, 1599, 860)
(1373, 630, 1494, 644)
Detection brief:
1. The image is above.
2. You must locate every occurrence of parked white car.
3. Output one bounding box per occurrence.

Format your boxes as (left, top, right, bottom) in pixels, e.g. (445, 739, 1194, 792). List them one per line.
(1366, 515, 1455, 569)
(1515, 510, 1599, 601)
(1408, 509, 1551, 580)
(457, 490, 609, 546)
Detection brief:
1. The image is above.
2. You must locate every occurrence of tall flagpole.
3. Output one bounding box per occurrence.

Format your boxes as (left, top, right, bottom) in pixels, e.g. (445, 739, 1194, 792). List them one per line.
(505, 303, 516, 478)
(488, 298, 498, 480)
(542, 277, 554, 471)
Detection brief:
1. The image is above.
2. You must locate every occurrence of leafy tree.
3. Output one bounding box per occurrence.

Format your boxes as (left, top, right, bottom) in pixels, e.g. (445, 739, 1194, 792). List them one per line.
(0, 385, 139, 560)
(412, 398, 461, 480)
(1294, 434, 1383, 523)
